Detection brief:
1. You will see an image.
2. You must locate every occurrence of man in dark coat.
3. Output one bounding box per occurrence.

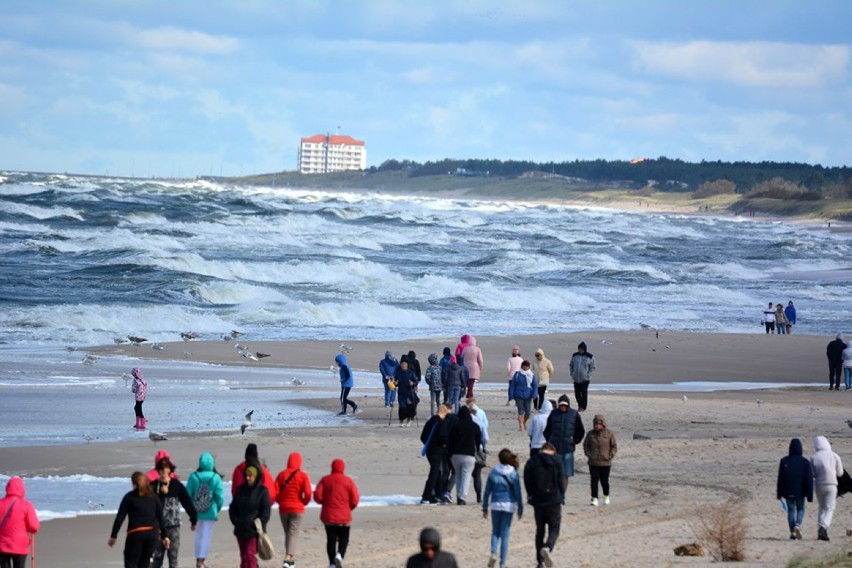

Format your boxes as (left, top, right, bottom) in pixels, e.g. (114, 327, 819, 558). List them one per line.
(543, 394, 585, 487)
(524, 442, 565, 568)
(419, 404, 450, 504)
(776, 438, 813, 540)
(405, 527, 459, 568)
(827, 333, 846, 390)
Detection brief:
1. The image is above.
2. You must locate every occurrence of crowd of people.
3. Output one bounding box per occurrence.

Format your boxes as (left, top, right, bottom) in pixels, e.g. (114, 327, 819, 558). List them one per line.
(762, 300, 797, 335)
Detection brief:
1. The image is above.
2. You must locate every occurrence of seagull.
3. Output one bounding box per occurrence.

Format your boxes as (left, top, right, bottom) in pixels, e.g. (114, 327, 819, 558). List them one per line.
(113, 337, 128, 344)
(234, 343, 245, 351)
(241, 410, 254, 435)
(339, 343, 353, 353)
(255, 352, 270, 359)
(231, 330, 243, 338)
(845, 419, 852, 429)
(240, 350, 258, 361)
(222, 334, 233, 341)
(127, 335, 147, 344)
(639, 322, 652, 330)
(151, 343, 165, 350)
(681, 395, 688, 402)
(83, 434, 97, 444)
(180, 331, 198, 341)
(86, 499, 104, 510)
(756, 399, 763, 407)
(120, 372, 133, 384)
(148, 431, 168, 444)
(290, 377, 305, 385)
(329, 365, 336, 375)
(600, 339, 613, 346)
(82, 354, 98, 365)
(182, 351, 192, 359)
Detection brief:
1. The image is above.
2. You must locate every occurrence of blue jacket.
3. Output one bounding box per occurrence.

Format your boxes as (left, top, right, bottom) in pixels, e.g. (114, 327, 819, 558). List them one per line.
(336, 354, 354, 388)
(784, 305, 796, 325)
(186, 452, 225, 522)
(482, 464, 523, 516)
(777, 438, 813, 501)
(379, 351, 398, 379)
(508, 370, 538, 400)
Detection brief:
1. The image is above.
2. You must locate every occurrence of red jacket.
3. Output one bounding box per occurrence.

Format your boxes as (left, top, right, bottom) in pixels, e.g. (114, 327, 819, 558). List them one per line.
(0, 477, 40, 555)
(314, 459, 359, 525)
(275, 452, 313, 514)
(231, 461, 278, 502)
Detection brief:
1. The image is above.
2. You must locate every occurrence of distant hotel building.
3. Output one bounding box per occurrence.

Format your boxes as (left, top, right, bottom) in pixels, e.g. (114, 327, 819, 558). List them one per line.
(298, 133, 367, 174)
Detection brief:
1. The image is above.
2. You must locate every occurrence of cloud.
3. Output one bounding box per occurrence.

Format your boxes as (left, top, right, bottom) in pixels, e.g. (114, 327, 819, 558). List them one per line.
(132, 26, 239, 55)
(630, 40, 850, 89)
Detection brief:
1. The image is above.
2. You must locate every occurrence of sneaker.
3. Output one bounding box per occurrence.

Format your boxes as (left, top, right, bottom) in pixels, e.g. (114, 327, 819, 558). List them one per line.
(590, 497, 599, 507)
(488, 555, 497, 568)
(420, 499, 432, 505)
(334, 552, 344, 568)
(818, 526, 830, 541)
(793, 525, 802, 540)
(336, 411, 346, 416)
(604, 495, 610, 505)
(352, 404, 359, 414)
(540, 547, 554, 568)
(457, 497, 466, 505)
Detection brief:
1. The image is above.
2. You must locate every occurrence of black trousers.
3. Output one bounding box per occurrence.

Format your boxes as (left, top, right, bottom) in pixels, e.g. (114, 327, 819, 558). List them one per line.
(422, 450, 447, 502)
(534, 385, 547, 410)
(829, 363, 842, 389)
(534, 504, 561, 565)
(340, 386, 356, 412)
(124, 530, 157, 568)
(574, 380, 590, 411)
(589, 465, 611, 498)
(0, 554, 27, 568)
(324, 524, 350, 564)
(134, 400, 144, 418)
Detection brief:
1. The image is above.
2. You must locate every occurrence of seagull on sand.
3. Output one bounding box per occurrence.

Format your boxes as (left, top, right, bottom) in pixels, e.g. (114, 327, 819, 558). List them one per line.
(241, 410, 254, 435)
(86, 499, 104, 510)
(127, 335, 147, 344)
(231, 330, 243, 339)
(681, 395, 688, 402)
(255, 352, 270, 359)
(113, 337, 128, 344)
(756, 399, 763, 407)
(180, 331, 198, 341)
(148, 431, 168, 444)
(339, 343, 353, 353)
(290, 377, 305, 385)
(846, 419, 852, 429)
(82, 354, 98, 365)
(151, 343, 165, 350)
(83, 434, 97, 444)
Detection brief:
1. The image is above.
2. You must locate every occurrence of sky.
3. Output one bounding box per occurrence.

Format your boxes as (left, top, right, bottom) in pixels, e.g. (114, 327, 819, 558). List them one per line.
(0, 0, 850, 178)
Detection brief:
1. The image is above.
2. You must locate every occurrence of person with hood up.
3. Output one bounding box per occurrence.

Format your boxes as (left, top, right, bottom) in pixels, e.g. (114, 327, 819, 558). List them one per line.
(506, 346, 524, 406)
(314, 459, 360, 568)
(130, 367, 148, 430)
(0, 476, 40, 568)
(408, 350, 423, 383)
(784, 300, 797, 334)
(420, 404, 451, 504)
(508, 360, 538, 431)
(447, 406, 482, 505)
(405, 527, 459, 568)
(146, 449, 179, 482)
(454, 334, 471, 366)
(811, 435, 843, 541)
(444, 357, 466, 414)
(544, 395, 585, 488)
(425, 353, 444, 416)
(109, 472, 169, 568)
(379, 351, 398, 408)
(776, 438, 813, 540)
(186, 452, 225, 568)
(274, 452, 313, 568)
(827, 333, 846, 391)
(228, 465, 271, 568)
(335, 353, 358, 415)
(569, 342, 596, 412)
(532, 349, 554, 411)
(523, 442, 565, 568)
(150, 456, 197, 568)
(583, 414, 618, 507)
(231, 443, 278, 502)
(461, 336, 484, 398)
(482, 449, 523, 568)
(395, 355, 420, 426)
(469, 400, 490, 503)
(528, 399, 554, 457)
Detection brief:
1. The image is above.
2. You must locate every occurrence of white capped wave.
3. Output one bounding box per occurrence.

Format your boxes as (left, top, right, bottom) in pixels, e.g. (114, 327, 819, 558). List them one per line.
(0, 183, 49, 196)
(193, 281, 290, 305)
(3, 201, 84, 221)
(292, 300, 434, 328)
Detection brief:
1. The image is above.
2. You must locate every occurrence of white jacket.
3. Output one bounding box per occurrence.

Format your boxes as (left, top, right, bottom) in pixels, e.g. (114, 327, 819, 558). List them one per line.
(842, 345, 852, 369)
(811, 436, 843, 485)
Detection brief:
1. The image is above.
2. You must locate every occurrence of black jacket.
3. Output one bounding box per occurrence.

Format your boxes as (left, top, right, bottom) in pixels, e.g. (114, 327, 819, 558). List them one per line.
(776, 438, 814, 501)
(523, 451, 565, 507)
(421, 415, 448, 455)
(110, 491, 165, 539)
(447, 407, 481, 457)
(827, 338, 846, 364)
(151, 477, 198, 528)
(228, 479, 271, 539)
(544, 407, 585, 454)
(406, 527, 459, 568)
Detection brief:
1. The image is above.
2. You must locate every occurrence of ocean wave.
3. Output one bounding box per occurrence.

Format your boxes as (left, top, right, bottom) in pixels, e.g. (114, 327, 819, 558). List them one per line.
(3, 201, 84, 221)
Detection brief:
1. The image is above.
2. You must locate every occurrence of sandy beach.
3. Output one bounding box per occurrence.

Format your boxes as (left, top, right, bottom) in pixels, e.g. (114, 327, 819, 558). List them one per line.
(5, 331, 852, 567)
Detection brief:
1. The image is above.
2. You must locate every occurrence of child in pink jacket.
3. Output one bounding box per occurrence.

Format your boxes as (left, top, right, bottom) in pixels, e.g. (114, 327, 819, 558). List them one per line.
(0, 476, 41, 565)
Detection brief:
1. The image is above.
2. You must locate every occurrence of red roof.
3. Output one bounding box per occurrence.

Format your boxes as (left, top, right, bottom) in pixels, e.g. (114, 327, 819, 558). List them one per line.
(301, 134, 365, 146)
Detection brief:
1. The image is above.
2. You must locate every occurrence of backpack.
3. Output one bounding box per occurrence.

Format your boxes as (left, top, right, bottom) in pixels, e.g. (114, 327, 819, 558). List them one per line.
(532, 457, 558, 499)
(192, 474, 213, 513)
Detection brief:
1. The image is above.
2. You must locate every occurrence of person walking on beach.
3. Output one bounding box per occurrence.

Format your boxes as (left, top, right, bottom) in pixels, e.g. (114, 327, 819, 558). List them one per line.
(583, 414, 617, 507)
(0, 476, 40, 568)
(130, 367, 147, 430)
(150, 456, 197, 568)
(774, 303, 788, 335)
(811, 435, 843, 541)
(406, 527, 459, 568)
(454, 334, 471, 367)
(229, 465, 271, 568)
(506, 345, 524, 406)
(444, 357, 466, 413)
(335, 353, 358, 415)
(482, 449, 523, 568)
(544, 395, 585, 488)
(461, 336, 484, 398)
(469, 400, 490, 504)
(408, 350, 423, 384)
(314, 458, 360, 568)
(379, 350, 398, 408)
(827, 334, 846, 391)
(146, 449, 179, 483)
(569, 342, 596, 412)
(528, 399, 553, 458)
(447, 406, 482, 505)
(232, 444, 277, 502)
(524, 442, 565, 568)
(425, 353, 444, 416)
(784, 300, 797, 334)
(843, 339, 852, 391)
(109, 472, 170, 568)
(186, 452, 225, 568)
(395, 355, 420, 426)
(420, 404, 450, 504)
(532, 349, 554, 411)
(509, 360, 537, 431)
(274, 452, 312, 568)
(776, 438, 813, 540)
(763, 302, 776, 334)
(439, 347, 452, 403)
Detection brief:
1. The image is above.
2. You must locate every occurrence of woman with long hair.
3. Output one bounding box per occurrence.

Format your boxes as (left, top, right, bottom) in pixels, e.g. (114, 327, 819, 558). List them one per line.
(482, 449, 523, 568)
(108, 472, 169, 568)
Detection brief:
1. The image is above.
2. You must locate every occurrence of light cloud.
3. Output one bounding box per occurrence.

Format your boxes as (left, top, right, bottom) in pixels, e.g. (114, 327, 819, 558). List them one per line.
(132, 26, 238, 55)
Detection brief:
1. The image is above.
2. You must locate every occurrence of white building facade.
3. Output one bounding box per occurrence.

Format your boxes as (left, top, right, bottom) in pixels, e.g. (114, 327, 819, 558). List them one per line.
(298, 134, 367, 174)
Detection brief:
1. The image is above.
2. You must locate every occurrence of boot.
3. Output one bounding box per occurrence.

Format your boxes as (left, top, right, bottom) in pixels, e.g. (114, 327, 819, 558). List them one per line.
(134, 417, 143, 430)
(140, 417, 147, 430)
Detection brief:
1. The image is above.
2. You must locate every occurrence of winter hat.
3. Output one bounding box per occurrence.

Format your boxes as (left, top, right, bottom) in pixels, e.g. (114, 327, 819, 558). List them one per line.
(245, 465, 259, 479)
(245, 443, 259, 461)
(558, 394, 570, 407)
(428, 353, 438, 365)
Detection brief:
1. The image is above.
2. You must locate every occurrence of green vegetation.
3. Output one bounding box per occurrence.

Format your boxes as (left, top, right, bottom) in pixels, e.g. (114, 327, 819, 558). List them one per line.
(786, 547, 852, 568)
(225, 157, 852, 221)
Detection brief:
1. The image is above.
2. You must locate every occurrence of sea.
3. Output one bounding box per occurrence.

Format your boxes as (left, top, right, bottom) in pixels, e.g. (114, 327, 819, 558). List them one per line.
(1, 170, 850, 518)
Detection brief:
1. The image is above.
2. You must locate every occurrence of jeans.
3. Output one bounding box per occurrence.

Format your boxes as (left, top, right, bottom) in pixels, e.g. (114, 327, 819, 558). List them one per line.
(490, 510, 514, 566)
(784, 496, 805, 533)
(534, 504, 561, 565)
(0, 554, 27, 568)
(776, 323, 786, 334)
(534, 385, 547, 410)
(815, 484, 838, 530)
(451, 454, 476, 502)
(447, 386, 461, 414)
(422, 450, 447, 502)
(383, 378, 396, 406)
(339, 386, 356, 413)
(134, 400, 144, 418)
(844, 368, 852, 390)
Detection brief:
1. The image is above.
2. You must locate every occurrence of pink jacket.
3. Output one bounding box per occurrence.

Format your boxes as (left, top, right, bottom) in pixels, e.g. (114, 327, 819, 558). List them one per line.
(462, 337, 484, 380)
(0, 477, 40, 555)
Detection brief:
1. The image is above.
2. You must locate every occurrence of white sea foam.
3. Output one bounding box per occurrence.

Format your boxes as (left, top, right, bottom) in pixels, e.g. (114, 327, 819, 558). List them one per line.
(4, 201, 84, 221)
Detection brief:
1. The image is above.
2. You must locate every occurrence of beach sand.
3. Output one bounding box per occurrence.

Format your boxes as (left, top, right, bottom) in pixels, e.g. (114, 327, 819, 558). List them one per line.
(7, 331, 852, 567)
